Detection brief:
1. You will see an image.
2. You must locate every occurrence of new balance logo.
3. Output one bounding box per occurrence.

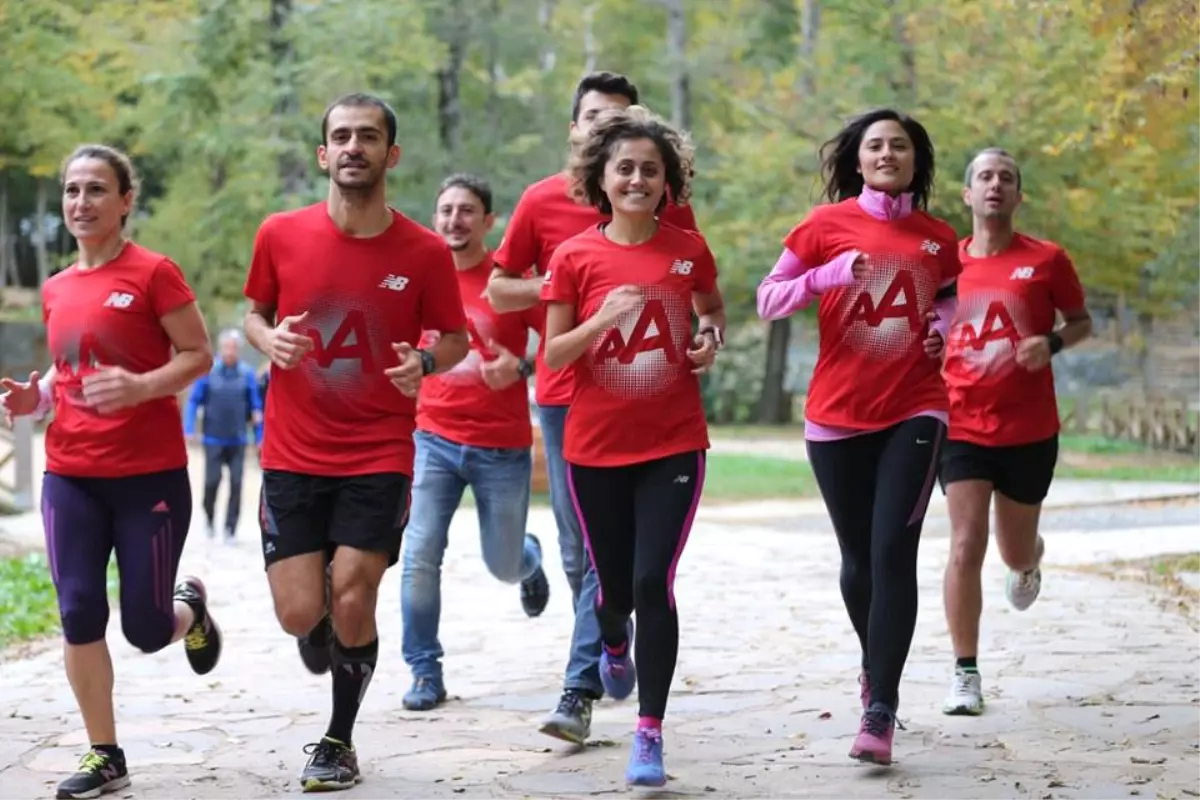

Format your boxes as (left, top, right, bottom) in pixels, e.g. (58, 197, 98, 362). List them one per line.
(151, 500, 170, 513)
(670, 259, 693, 276)
(1009, 266, 1035, 280)
(100, 764, 121, 781)
(104, 292, 135, 309)
(673, 474, 690, 484)
(920, 240, 941, 256)
(379, 275, 410, 291)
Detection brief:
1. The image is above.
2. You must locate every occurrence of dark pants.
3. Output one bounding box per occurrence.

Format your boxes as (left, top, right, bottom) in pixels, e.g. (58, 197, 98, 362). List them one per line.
(41, 468, 192, 651)
(204, 443, 246, 535)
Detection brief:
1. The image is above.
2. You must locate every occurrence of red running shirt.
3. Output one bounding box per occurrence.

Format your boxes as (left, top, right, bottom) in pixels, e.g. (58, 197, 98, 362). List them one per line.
(42, 243, 196, 477)
(494, 172, 698, 406)
(541, 223, 715, 467)
(784, 199, 962, 429)
(244, 204, 467, 477)
(416, 253, 542, 449)
(943, 233, 1086, 446)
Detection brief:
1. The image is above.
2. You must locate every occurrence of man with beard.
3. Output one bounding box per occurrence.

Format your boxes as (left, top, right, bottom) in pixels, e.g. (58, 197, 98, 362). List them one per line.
(398, 173, 549, 711)
(243, 93, 469, 792)
(939, 147, 1091, 717)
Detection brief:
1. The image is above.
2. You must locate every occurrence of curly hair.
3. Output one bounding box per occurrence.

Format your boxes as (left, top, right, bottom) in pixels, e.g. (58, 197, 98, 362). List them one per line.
(566, 105, 695, 215)
(818, 108, 936, 210)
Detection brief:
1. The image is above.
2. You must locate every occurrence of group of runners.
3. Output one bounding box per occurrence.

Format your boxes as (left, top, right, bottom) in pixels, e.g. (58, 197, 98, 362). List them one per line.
(0, 68, 1090, 799)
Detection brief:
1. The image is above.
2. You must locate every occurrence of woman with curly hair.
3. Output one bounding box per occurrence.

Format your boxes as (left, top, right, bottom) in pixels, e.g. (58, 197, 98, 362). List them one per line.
(541, 105, 725, 787)
(756, 108, 961, 766)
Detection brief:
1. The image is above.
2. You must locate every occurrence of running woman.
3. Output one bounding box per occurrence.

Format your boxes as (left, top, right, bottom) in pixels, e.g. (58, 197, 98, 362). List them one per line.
(756, 108, 961, 766)
(243, 93, 469, 792)
(542, 104, 723, 787)
(940, 147, 1092, 715)
(0, 144, 222, 800)
(485, 70, 699, 745)
(400, 173, 549, 711)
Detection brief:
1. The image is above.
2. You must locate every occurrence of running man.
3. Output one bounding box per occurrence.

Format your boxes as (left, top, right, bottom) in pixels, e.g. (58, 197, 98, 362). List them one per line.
(1, 143, 222, 800)
(757, 108, 961, 766)
(243, 93, 469, 792)
(485, 70, 699, 744)
(399, 173, 549, 711)
(542, 104, 722, 786)
(940, 147, 1092, 715)
(184, 328, 263, 542)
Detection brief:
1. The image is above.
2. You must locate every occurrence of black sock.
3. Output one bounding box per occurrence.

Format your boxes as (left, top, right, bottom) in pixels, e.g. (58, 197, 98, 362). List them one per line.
(326, 637, 378, 746)
(956, 656, 978, 672)
(91, 743, 122, 758)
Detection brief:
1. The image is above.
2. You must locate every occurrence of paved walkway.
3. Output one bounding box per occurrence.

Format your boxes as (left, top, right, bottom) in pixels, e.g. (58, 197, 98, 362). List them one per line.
(2, 453, 1199, 798)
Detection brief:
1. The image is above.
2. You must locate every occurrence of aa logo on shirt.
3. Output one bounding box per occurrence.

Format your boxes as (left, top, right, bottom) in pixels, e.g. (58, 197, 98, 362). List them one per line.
(590, 285, 690, 399)
(955, 300, 1020, 351)
(307, 310, 376, 372)
(837, 256, 937, 360)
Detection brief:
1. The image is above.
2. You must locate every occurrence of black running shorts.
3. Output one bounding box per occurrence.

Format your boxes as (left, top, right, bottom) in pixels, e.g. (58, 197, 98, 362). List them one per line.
(259, 470, 412, 569)
(939, 435, 1059, 506)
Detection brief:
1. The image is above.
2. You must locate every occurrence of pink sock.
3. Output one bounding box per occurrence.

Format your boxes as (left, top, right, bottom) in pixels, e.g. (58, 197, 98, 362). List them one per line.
(637, 716, 662, 731)
(604, 640, 628, 657)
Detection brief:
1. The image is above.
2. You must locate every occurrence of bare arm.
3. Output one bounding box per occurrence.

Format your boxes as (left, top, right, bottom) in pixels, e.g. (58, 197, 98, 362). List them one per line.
(693, 287, 727, 343)
(543, 298, 635, 371)
(427, 329, 470, 374)
(244, 300, 277, 356)
(1057, 308, 1093, 348)
(485, 267, 544, 313)
(140, 302, 214, 399)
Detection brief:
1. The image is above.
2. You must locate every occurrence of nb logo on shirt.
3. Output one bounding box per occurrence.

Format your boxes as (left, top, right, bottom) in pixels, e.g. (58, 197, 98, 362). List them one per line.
(670, 259, 693, 276)
(1009, 266, 1035, 280)
(103, 292, 135, 309)
(920, 240, 941, 256)
(379, 275, 410, 292)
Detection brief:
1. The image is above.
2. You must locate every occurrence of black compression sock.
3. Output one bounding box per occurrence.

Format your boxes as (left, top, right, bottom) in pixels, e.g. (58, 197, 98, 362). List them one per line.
(326, 637, 378, 746)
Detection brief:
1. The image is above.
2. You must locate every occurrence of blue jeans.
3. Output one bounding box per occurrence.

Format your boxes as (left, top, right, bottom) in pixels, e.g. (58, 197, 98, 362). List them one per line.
(401, 430, 540, 680)
(538, 404, 604, 698)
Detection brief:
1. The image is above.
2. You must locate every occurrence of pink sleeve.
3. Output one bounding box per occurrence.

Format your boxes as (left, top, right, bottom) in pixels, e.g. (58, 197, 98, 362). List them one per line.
(756, 249, 860, 321)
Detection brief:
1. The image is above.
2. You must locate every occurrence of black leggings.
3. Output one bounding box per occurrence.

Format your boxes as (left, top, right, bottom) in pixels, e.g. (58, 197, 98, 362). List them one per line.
(567, 450, 706, 720)
(806, 416, 945, 712)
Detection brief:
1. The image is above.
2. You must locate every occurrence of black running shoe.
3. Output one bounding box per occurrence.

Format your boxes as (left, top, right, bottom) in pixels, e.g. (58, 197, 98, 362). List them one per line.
(538, 690, 593, 744)
(55, 747, 129, 799)
(520, 534, 550, 618)
(174, 576, 222, 675)
(299, 737, 361, 792)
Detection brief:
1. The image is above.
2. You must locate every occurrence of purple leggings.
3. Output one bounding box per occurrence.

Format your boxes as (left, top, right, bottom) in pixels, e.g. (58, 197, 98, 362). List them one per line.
(42, 468, 192, 651)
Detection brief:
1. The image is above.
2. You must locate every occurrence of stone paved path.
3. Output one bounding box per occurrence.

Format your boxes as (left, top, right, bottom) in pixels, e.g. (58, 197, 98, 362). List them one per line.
(3, 470, 1199, 799)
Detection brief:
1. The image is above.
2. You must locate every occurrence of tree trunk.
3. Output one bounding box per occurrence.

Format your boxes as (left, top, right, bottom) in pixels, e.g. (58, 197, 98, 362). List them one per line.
(888, 0, 917, 101)
(538, 0, 557, 72)
(758, 0, 820, 425)
(487, 0, 502, 137)
(582, 3, 597, 73)
(436, 0, 468, 154)
(34, 179, 49, 286)
(269, 0, 306, 198)
(664, 0, 691, 129)
(0, 177, 9, 289)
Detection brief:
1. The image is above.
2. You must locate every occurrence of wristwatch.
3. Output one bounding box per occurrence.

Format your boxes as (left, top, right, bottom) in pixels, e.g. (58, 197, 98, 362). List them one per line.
(698, 326, 724, 350)
(1047, 331, 1064, 356)
(418, 349, 436, 376)
(517, 358, 533, 379)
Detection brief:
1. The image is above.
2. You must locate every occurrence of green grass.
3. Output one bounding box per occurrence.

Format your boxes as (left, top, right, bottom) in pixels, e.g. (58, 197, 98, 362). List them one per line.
(702, 453, 819, 500)
(0, 554, 119, 649)
(1057, 462, 1200, 482)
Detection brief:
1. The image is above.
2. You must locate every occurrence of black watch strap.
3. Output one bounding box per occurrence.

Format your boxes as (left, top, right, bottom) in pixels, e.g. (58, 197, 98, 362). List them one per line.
(419, 349, 436, 376)
(517, 358, 533, 379)
(1047, 331, 1064, 356)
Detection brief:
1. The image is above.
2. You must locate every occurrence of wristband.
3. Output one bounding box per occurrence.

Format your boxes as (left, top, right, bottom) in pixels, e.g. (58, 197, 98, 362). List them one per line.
(33, 376, 54, 420)
(1047, 331, 1064, 356)
(517, 358, 533, 379)
(418, 349, 436, 376)
(698, 326, 724, 350)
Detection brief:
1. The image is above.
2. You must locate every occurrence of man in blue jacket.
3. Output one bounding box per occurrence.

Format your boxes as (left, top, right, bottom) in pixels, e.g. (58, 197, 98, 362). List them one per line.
(185, 329, 264, 542)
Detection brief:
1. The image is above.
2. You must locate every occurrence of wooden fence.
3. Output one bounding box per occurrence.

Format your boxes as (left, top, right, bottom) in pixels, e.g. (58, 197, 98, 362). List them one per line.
(0, 416, 34, 511)
(1059, 391, 1200, 455)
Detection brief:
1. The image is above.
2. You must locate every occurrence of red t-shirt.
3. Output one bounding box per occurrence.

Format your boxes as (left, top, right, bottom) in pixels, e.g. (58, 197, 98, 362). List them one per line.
(541, 222, 714, 467)
(244, 204, 467, 478)
(494, 172, 698, 406)
(943, 233, 1086, 446)
(416, 253, 542, 449)
(42, 243, 196, 477)
(784, 199, 962, 429)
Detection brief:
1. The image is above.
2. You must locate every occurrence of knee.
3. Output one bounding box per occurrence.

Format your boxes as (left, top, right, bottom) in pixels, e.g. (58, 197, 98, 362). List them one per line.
(949, 524, 989, 572)
(632, 572, 670, 611)
(482, 545, 525, 584)
(122, 612, 174, 654)
(274, 597, 326, 638)
(61, 600, 109, 646)
(330, 580, 374, 633)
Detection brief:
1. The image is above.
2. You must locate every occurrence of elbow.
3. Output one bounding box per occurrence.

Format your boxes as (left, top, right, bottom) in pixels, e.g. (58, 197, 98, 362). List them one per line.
(543, 341, 567, 372)
(191, 344, 215, 379)
(755, 285, 785, 321)
(442, 332, 470, 371)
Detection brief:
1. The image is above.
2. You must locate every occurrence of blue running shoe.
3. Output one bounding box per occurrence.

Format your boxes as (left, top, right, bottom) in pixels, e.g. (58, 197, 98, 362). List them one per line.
(626, 727, 666, 786)
(600, 619, 636, 700)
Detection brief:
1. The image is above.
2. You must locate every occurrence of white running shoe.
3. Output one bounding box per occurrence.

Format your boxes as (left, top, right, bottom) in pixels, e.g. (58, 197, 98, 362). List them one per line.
(942, 666, 984, 716)
(1006, 535, 1045, 611)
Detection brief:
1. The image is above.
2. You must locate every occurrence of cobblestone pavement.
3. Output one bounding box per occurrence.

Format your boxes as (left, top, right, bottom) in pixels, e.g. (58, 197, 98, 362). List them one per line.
(1, 442, 1197, 798)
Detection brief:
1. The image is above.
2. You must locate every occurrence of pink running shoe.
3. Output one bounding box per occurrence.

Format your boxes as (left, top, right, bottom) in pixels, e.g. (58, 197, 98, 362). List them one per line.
(849, 705, 895, 766)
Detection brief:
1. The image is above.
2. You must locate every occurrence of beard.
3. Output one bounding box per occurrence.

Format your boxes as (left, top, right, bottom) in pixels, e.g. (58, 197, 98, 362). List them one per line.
(332, 162, 384, 193)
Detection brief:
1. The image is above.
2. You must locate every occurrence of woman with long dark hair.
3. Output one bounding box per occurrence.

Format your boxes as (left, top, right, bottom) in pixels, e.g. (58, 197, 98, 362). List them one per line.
(757, 109, 961, 766)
